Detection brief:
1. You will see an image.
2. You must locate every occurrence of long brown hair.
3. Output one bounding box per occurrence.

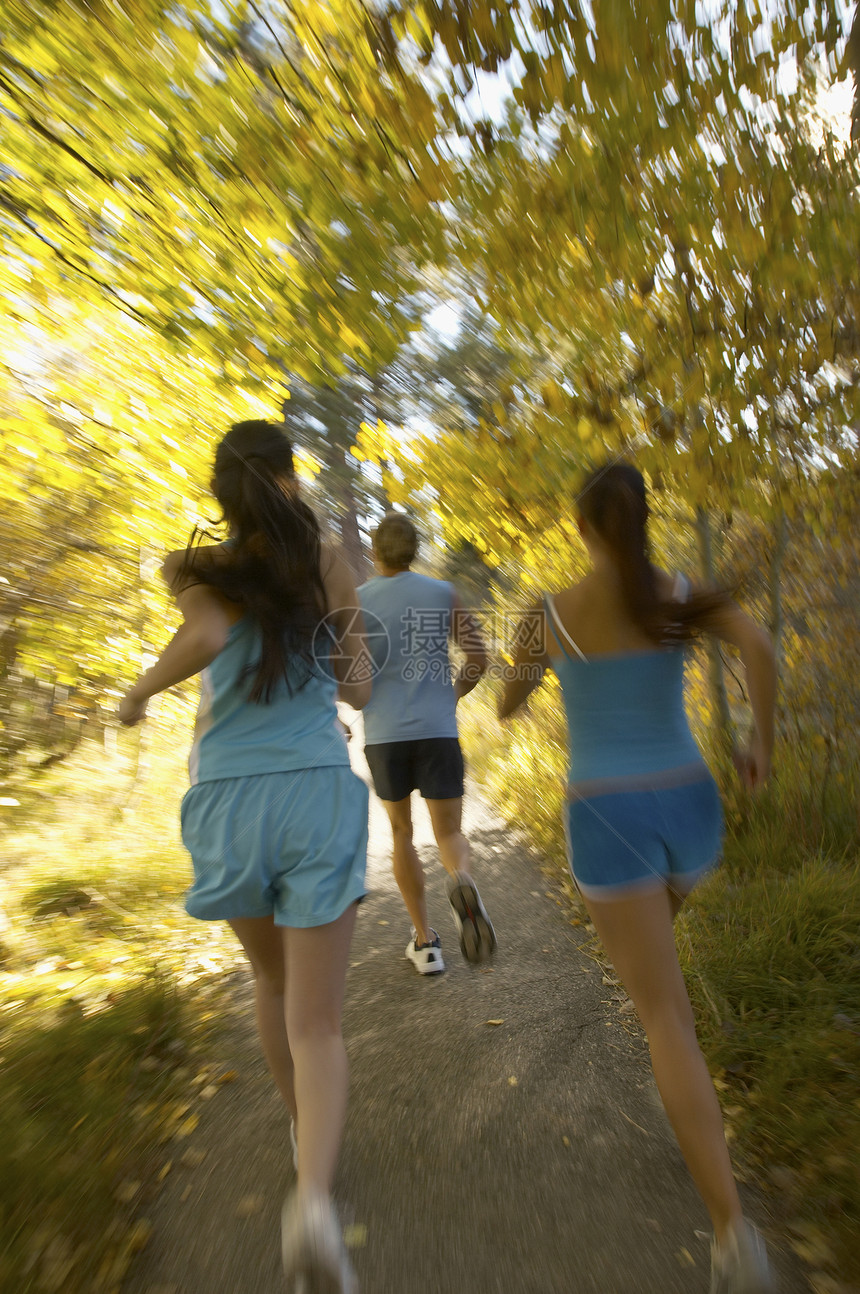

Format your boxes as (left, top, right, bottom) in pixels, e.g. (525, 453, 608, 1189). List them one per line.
(179, 420, 328, 701)
(577, 462, 732, 642)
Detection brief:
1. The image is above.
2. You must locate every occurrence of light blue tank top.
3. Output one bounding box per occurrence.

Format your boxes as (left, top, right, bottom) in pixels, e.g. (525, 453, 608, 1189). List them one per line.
(188, 618, 349, 785)
(358, 572, 458, 745)
(545, 593, 706, 788)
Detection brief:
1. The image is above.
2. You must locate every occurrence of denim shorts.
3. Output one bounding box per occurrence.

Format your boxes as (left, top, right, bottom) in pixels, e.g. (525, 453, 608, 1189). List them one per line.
(181, 766, 368, 927)
(564, 768, 723, 901)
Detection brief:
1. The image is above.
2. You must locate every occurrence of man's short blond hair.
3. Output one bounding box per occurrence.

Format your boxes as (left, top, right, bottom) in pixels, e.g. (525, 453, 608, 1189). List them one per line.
(373, 511, 418, 568)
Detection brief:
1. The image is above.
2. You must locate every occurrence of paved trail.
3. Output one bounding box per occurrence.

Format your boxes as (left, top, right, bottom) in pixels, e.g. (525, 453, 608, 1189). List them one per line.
(125, 746, 807, 1294)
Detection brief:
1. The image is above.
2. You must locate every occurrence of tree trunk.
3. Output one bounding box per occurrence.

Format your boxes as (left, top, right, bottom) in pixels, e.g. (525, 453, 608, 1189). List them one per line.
(369, 374, 392, 509)
(338, 476, 369, 584)
(768, 506, 788, 676)
(695, 506, 733, 745)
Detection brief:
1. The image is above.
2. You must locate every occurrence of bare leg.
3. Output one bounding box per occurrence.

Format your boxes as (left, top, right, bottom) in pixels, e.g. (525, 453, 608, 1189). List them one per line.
(382, 797, 431, 944)
(425, 797, 470, 878)
(284, 903, 358, 1197)
(229, 915, 296, 1121)
(585, 886, 743, 1243)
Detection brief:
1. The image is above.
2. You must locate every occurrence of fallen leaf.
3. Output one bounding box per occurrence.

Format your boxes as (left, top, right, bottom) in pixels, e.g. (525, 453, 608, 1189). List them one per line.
(180, 1148, 206, 1167)
(115, 1180, 141, 1204)
(508, 1076, 518, 1086)
(200, 1084, 218, 1100)
(562, 1136, 570, 1147)
(236, 1195, 265, 1218)
(176, 1114, 199, 1138)
(158, 1160, 172, 1181)
(676, 1248, 696, 1267)
(38, 1234, 75, 1291)
(788, 1222, 837, 1269)
(217, 1070, 238, 1084)
(128, 1220, 152, 1252)
(343, 1223, 367, 1249)
(485, 1019, 505, 1026)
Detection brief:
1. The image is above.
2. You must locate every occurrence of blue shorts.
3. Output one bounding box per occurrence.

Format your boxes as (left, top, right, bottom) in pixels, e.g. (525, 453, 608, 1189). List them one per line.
(564, 771, 723, 901)
(181, 766, 369, 927)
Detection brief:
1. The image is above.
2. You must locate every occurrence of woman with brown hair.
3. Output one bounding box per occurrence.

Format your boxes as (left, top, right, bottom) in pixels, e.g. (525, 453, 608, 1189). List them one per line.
(120, 420, 370, 1293)
(499, 462, 777, 1294)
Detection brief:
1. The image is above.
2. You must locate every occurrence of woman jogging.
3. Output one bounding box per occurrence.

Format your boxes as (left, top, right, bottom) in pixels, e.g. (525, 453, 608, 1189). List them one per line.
(119, 419, 370, 1294)
(498, 462, 777, 1294)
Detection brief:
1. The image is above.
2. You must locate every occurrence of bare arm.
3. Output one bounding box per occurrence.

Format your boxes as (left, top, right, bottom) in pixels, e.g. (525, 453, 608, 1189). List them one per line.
(322, 547, 372, 710)
(497, 604, 549, 720)
(450, 589, 489, 702)
(118, 555, 233, 725)
(705, 601, 776, 791)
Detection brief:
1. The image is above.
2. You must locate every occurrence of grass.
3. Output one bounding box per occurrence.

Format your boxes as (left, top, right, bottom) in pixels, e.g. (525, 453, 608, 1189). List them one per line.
(0, 697, 244, 1292)
(4, 679, 858, 1287)
(458, 684, 860, 1284)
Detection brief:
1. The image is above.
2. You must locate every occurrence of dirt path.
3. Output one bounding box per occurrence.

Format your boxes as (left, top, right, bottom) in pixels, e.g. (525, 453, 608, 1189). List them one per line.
(124, 745, 807, 1294)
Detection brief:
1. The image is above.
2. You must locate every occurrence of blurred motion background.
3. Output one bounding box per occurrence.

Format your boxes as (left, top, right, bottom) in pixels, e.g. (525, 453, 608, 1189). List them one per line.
(1, 1, 858, 1289)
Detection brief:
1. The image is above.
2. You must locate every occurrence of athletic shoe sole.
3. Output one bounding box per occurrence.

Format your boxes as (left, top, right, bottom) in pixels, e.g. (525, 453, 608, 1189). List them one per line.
(448, 875, 497, 963)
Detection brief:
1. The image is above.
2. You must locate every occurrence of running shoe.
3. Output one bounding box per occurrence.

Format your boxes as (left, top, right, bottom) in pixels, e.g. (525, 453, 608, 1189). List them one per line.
(405, 929, 445, 975)
(447, 872, 497, 963)
(281, 1189, 357, 1294)
(709, 1220, 776, 1294)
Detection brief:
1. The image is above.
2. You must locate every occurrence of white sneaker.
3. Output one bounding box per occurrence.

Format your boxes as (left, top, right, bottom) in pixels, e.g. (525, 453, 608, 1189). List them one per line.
(281, 1189, 357, 1294)
(710, 1220, 776, 1293)
(405, 929, 445, 975)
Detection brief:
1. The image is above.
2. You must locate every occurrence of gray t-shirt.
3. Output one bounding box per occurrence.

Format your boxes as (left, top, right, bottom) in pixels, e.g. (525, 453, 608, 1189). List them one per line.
(357, 572, 459, 745)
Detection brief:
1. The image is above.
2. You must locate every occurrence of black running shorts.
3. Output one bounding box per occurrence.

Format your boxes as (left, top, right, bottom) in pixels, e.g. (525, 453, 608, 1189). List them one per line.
(364, 738, 465, 802)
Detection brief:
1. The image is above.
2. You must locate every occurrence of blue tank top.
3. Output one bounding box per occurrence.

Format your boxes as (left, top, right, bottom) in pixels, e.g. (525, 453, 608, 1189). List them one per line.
(358, 572, 458, 745)
(188, 618, 349, 785)
(545, 594, 705, 787)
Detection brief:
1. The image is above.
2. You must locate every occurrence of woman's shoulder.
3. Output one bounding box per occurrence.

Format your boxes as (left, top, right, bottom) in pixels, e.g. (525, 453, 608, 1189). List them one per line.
(320, 543, 353, 578)
(161, 542, 230, 591)
(547, 573, 592, 611)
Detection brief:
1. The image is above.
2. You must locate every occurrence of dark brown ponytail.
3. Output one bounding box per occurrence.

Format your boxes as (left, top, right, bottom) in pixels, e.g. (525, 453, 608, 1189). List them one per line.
(179, 420, 328, 702)
(578, 463, 732, 642)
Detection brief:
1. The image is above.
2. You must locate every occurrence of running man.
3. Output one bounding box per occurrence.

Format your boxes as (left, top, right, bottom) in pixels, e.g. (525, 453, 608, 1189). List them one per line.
(358, 512, 497, 973)
(499, 462, 777, 1294)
